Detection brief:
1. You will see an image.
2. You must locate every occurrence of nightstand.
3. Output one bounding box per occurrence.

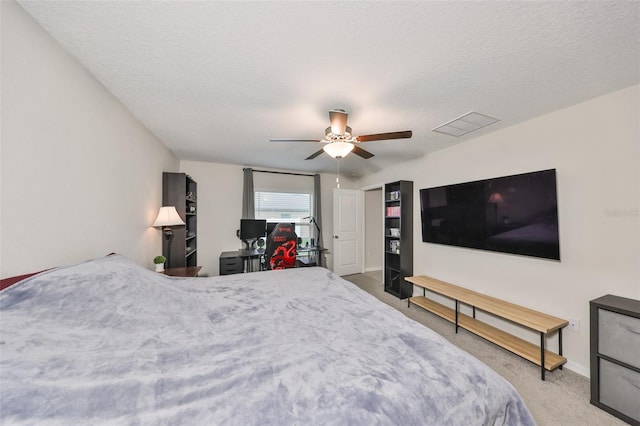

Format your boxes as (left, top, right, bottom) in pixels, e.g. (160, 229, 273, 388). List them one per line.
(162, 266, 202, 277)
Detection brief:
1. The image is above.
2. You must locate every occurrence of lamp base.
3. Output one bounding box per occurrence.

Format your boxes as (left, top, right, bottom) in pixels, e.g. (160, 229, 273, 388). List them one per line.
(163, 227, 174, 239)
(163, 227, 174, 269)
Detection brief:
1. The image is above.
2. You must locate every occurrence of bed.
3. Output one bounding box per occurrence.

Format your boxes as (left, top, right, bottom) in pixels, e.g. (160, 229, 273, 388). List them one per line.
(0, 255, 535, 425)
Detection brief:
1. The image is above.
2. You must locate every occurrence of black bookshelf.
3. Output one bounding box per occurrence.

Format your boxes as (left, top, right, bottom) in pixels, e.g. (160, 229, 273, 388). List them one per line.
(162, 172, 198, 269)
(384, 180, 413, 299)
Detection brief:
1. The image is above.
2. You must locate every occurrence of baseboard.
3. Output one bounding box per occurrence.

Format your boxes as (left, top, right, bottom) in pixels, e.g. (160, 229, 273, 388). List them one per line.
(564, 360, 590, 378)
(365, 266, 383, 272)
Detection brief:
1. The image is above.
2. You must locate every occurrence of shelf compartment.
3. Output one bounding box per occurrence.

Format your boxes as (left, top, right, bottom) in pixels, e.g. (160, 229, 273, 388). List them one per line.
(385, 269, 401, 294)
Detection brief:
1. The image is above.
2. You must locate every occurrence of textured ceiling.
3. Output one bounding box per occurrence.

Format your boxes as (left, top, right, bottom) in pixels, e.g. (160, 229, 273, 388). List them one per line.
(17, 1, 640, 177)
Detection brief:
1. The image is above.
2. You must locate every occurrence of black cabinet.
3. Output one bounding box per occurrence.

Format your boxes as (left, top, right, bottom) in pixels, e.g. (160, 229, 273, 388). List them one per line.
(384, 180, 413, 299)
(219, 251, 244, 275)
(590, 294, 640, 425)
(162, 172, 197, 269)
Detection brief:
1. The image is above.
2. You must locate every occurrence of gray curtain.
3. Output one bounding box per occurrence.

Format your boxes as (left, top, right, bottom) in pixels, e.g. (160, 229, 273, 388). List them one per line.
(313, 174, 326, 267)
(242, 168, 254, 219)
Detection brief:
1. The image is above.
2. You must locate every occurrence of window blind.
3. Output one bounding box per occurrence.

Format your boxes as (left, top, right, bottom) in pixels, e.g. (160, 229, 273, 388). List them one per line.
(255, 191, 312, 242)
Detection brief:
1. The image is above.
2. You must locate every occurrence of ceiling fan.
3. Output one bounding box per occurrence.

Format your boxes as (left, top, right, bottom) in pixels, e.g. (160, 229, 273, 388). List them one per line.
(270, 109, 412, 160)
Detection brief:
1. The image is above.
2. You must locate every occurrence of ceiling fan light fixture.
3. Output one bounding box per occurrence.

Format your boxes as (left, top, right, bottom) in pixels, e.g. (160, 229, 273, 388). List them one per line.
(323, 141, 354, 159)
(325, 126, 352, 138)
(272, 108, 412, 161)
(331, 123, 347, 135)
(329, 109, 349, 135)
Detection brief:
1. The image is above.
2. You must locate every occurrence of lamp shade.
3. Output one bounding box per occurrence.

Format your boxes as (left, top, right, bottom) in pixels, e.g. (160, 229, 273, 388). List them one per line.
(323, 141, 354, 159)
(488, 192, 504, 203)
(152, 206, 185, 227)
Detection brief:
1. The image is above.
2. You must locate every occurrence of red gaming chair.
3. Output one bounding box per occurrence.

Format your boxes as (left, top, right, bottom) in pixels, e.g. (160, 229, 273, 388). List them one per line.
(265, 223, 297, 270)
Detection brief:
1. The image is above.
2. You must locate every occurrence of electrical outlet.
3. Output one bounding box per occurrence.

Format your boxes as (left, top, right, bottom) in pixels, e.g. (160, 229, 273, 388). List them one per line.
(568, 318, 580, 332)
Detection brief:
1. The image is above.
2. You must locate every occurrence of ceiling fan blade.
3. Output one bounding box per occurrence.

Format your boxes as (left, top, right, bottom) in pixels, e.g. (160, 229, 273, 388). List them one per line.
(329, 109, 348, 135)
(270, 139, 322, 143)
(356, 130, 413, 142)
(305, 149, 325, 160)
(352, 145, 375, 159)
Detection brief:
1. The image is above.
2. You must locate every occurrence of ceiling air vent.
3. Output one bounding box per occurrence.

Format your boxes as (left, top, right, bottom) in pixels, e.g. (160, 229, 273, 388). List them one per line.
(432, 111, 500, 137)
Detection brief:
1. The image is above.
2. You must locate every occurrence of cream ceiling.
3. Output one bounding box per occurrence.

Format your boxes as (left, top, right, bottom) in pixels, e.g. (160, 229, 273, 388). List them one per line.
(17, 1, 640, 177)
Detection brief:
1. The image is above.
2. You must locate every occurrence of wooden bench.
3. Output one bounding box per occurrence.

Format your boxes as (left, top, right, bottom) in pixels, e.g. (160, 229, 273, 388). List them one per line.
(406, 275, 568, 380)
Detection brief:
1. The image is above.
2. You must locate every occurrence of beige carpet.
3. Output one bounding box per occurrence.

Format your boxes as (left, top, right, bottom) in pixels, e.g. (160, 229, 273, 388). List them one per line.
(343, 271, 625, 426)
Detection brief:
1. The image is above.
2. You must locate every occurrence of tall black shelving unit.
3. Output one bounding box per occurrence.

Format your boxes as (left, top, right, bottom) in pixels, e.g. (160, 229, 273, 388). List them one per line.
(162, 172, 198, 269)
(384, 180, 413, 299)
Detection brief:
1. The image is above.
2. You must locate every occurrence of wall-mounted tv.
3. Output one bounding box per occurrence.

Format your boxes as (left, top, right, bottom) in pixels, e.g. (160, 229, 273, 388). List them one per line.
(420, 169, 560, 260)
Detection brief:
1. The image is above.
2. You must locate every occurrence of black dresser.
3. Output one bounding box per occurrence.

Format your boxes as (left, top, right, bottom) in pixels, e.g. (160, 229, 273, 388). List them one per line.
(590, 294, 640, 425)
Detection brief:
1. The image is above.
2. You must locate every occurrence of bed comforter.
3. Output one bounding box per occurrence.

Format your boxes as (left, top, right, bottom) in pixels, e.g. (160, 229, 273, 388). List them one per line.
(0, 255, 535, 425)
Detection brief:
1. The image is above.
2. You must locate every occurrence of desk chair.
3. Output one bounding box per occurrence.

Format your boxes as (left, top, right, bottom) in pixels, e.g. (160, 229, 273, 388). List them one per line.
(265, 223, 297, 270)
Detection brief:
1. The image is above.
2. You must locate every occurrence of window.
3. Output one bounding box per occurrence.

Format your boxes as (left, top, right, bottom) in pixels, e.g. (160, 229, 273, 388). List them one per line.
(255, 191, 312, 244)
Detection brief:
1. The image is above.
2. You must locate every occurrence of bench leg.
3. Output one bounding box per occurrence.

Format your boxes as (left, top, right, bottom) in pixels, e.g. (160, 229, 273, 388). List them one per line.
(540, 332, 546, 381)
(455, 300, 459, 334)
(559, 328, 563, 370)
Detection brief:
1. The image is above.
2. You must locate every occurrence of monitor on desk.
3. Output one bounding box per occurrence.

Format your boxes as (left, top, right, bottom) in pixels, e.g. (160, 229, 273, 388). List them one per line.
(240, 219, 266, 246)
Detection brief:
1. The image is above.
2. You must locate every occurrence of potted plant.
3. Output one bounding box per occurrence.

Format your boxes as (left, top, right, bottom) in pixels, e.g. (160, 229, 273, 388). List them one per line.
(153, 255, 166, 272)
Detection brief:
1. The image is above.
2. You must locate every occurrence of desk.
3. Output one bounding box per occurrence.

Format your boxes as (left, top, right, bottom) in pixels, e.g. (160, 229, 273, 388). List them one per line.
(221, 247, 329, 273)
(238, 248, 265, 258)
(238, 248, 265, 272)
(296, 246, 329, 267)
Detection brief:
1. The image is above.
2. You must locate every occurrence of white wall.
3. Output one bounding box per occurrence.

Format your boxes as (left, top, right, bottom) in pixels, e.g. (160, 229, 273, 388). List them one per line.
(179, 160, 357, 275)
(358, 85, 640, 376)
(364, 188, 383, 271)
(0, 0, 179, 277)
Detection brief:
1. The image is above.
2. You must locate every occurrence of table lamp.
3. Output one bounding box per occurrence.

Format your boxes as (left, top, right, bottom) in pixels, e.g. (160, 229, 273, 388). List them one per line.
(152, 206, 185, 267)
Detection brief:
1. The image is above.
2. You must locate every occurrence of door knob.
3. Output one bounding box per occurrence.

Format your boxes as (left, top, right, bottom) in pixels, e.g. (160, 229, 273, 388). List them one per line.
(334, 235, 339, 239)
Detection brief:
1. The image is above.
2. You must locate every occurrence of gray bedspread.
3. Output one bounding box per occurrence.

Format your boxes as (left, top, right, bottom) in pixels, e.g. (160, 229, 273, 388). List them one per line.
(0, 255, 536, 425)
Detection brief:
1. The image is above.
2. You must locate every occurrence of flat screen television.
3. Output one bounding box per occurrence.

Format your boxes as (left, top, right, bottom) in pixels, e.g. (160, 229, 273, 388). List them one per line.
(240, 219, 266, 243)
(419, 169, 560, 260)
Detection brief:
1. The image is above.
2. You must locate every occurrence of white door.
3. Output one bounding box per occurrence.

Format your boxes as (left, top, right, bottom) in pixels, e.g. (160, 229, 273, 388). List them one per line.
(333, 188, 363, 276)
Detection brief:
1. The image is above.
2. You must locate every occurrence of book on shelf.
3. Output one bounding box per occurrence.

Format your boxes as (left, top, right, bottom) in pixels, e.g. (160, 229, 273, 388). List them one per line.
(385, 206, 401, 217)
